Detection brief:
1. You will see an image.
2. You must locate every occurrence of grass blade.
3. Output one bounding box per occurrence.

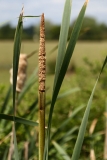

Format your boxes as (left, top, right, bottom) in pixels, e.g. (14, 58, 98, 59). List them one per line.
(71, 56, 107, 160)
(0, 113, 38, 126)
(52, 141, 70, 160)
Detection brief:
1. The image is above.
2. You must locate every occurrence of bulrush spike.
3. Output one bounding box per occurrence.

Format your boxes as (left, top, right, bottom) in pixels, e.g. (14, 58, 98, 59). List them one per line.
(38, 13, 46, 92)
(38, 13, 46, 160)
(85, 0, 89, 4)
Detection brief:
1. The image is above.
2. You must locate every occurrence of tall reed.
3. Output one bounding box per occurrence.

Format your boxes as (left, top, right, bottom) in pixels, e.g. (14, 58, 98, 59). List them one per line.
(38, 13, 46, 160)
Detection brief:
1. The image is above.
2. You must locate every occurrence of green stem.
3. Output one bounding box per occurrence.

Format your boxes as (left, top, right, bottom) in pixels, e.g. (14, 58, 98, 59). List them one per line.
(39, 91, 45, 160)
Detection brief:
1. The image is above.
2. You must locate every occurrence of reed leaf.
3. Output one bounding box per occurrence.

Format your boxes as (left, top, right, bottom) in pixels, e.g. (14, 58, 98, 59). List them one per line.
(13, 13, 23, 109)
(54, 0, 71, 86)
(0, 113, 38, 126)
(71, 56, 107, 160)
(44, 0, 71, 158)
(12, 11, 23, 160)
(44, 1, 88, 159)
(52, 0, 88, 111)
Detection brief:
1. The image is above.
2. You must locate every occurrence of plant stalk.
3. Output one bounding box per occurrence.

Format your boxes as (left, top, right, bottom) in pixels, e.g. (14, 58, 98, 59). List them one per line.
(39, 91, 45, 160)
(38, 13, 46, 160)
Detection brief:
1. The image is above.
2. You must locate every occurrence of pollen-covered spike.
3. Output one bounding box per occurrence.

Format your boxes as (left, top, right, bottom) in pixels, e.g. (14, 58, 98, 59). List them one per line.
(38, 13, 46, 92)
(85, 0, 89, 4)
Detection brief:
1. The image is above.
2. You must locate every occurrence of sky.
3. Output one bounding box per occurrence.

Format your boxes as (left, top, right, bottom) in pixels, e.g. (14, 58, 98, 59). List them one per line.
(0, 0, 107, 27)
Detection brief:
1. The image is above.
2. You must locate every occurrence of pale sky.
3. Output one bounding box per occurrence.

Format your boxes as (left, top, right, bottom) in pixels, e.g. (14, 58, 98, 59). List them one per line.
(0, 0, 107, 27)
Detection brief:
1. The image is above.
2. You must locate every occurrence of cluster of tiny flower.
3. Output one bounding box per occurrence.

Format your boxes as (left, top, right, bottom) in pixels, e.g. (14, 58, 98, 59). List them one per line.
(9, 54, 27, 92)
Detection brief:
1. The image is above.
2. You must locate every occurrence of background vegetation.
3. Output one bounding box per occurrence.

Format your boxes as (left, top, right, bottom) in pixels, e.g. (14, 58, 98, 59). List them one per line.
(0, 16, 107, 40)
(0, 40, 107, 159)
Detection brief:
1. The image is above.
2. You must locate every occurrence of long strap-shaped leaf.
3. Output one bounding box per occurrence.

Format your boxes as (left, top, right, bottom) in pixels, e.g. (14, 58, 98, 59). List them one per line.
(13, 11, 23, 160)
(0, 113, 38, 126)
(53, 0, 88, 111)
(71, 56, 107, 160)
(54, 0, 71, 88)
(44, 0, 71, 159)
(44, 1, 88, 160)
(13, 14, 23, 110)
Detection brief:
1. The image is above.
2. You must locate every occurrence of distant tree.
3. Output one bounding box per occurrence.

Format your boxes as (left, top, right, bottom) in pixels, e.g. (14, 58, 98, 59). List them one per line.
(0, 17, 107, 41)
(50, 25, 60, 40)
(34, 20, 60, 40)
(45, 21, 55, 39)
(78, 17, 107, 40)
(0, 24, 15, 39)
(23, 25, 34, 39)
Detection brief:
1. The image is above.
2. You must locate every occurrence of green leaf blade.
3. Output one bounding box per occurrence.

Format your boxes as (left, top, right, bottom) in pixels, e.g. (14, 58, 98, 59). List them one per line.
(0, 113, 38, 126)
(53, 0, 88, 107)
(71, 56, 107, 160)
(44, 1, 88, 160)
(13, 13, 23, 110)
(12, 12, 23, 160)
(54, 0, 71, 88)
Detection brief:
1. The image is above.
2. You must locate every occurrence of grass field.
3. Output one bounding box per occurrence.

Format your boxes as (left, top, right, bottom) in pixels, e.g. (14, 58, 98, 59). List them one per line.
(0, 40, 107, 86)
(0, 40, 107, 159)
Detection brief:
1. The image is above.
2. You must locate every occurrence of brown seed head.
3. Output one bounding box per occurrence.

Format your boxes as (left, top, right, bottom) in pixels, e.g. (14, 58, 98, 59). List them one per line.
(38, 13, 46, 92)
